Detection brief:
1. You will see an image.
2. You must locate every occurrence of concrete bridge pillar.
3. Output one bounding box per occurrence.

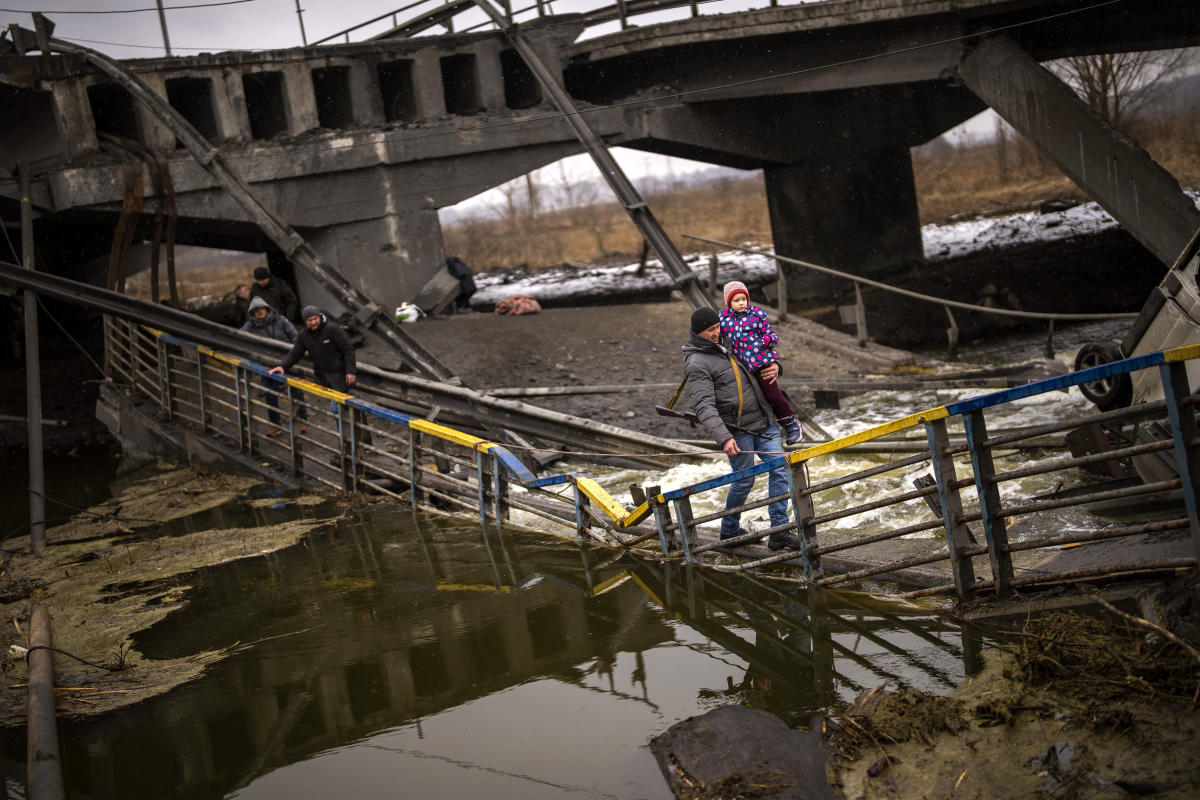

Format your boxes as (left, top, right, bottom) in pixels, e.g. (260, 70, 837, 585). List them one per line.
(412, 50, 448, 119)
(764, 146, 923, 300)
(297, 209, 445, 319)
(133, 73, 179, 152)
(279, 62, 320, 134)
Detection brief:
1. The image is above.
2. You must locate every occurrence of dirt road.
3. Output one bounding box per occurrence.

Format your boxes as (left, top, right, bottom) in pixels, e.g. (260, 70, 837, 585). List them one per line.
(399, 300, 918, 441)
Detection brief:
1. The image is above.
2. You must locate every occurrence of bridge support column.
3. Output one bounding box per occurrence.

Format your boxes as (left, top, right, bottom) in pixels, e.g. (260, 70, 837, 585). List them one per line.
(764, 147, 922, 300)
(297, 211, 445, 321)
(958, 35, 1200, 267)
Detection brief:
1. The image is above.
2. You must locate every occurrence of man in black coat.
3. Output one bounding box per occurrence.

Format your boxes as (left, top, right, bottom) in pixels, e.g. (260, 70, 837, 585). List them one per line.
(250, 265, 299, 322)
(269, 305, 369, 448)
(270, 305, 356, 391)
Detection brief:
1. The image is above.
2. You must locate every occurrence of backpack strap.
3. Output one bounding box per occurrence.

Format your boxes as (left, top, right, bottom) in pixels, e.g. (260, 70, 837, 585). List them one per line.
(670, 351, 744, 425)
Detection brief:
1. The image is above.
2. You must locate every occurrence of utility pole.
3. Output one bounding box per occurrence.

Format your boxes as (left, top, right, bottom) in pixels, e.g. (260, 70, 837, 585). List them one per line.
(295, 0, 308, 46)
(155, 0, 172, 55)
(17, 162, 45, 554)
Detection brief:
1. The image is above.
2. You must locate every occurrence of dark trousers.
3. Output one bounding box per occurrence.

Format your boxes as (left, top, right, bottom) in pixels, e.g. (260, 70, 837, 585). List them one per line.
(260, 375, 307, 426)
(754, 369, 794, 420)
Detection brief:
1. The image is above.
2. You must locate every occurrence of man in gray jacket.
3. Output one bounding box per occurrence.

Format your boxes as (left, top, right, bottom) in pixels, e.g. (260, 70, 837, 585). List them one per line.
(682, 307, 801, 551)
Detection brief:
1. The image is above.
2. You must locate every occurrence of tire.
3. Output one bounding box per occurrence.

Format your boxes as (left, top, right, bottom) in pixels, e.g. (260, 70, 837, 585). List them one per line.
(1074, 341, 1132, 410)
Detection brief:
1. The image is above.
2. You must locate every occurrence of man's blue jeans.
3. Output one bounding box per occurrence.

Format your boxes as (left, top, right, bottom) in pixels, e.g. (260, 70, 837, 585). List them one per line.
(721, 423, 790, 536)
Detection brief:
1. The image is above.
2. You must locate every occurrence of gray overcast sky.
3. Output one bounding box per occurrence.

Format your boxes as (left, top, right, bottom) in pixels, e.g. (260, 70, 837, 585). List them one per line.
(0, 0, 784, 59)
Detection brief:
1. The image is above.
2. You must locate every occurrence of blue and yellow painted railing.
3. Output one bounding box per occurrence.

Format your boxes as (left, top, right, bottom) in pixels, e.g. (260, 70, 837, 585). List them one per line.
(124, 323, 1200, 594)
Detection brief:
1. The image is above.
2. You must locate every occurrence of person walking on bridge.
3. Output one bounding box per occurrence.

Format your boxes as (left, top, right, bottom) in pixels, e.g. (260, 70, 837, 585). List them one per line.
(682, 306, 801, 551)
(250, 265, 299, 322)
(269, 305, 370, 449)
(241, 296, 307, 436)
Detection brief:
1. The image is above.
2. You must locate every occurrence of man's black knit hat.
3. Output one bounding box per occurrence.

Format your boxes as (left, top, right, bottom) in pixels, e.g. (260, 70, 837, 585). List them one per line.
(690, 306, 720, 334)
(253, 266, 270, 280)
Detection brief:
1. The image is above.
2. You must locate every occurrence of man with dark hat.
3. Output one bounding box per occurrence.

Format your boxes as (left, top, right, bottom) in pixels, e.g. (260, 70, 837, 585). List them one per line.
(682, 306, 801, 551)
(250, 265, 299, 322)
(270, 305, 370, 450)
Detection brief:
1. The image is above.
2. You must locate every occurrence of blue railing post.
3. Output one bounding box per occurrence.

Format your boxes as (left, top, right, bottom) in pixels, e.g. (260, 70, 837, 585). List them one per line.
(963, 410, 1013, 596)
(1160, 360, 1200, 561)
(786, 461, 823, 580)
(925, 417, 977, 599)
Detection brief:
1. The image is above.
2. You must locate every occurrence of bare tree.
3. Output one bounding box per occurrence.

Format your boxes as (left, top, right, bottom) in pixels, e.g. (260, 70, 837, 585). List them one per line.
(1051, 48, 1195, 132)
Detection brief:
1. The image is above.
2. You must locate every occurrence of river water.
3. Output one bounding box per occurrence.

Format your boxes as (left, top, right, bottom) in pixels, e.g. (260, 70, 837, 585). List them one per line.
(0, 320, 1129, 798)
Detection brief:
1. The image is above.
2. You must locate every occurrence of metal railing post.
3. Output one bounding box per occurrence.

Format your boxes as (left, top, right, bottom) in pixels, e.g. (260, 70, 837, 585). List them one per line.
(1160, 360, 1200, 560)
(156, 337, 174, 418)
(347, 404, 359, 491)
(235, 366, 250, 453)
(195, 352, 207, 432)
(787, 461, 822, 580)
(574, 485, 590, 542)
(926, 417, 977, 599)
(653, 500, 675, 556)
(285, 382, 300, 475)
(672, 496, 696, 563)
(963, 409, 1013, 596)
(476, 449, 489, 527)
(408, 428, 423, 507)
(491, 452, 508, 523)
(853, 282, 867, 348)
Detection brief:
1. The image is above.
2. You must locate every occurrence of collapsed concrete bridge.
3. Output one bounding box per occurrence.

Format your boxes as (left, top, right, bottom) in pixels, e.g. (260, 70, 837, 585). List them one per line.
(1, 0, 1198, 316)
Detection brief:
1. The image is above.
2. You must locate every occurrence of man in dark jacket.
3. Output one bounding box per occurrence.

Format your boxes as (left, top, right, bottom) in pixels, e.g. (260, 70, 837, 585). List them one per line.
(269, 305, 368, 447)
(682, 306, 801, 551)
(270, 305, 356, 391)
(250, 265, 299, 322)
(241, 296, 306, 435)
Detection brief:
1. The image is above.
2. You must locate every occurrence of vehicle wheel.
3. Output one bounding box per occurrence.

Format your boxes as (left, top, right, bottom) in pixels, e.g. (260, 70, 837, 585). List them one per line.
(1074, 341, 1132, 410)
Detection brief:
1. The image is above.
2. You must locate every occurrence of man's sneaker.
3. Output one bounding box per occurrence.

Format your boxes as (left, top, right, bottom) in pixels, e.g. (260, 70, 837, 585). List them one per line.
(720, 528, 764, 545)
(266, 426, 282, 437)
(768, 533, 804, 551)
(780, 416, 803, 446)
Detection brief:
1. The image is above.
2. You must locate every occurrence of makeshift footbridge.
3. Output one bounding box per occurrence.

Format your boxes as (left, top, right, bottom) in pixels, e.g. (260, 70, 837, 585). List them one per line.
(77, 273, 1200, 604)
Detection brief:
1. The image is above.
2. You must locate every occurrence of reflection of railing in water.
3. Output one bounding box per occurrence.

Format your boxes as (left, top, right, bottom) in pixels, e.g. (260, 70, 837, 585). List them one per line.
(624, 562, 977, 705)
(104, 317, 1200, 602)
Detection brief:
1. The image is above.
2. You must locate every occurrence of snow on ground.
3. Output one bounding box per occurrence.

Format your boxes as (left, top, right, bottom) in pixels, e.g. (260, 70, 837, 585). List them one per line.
(470, 190, 1200, 308)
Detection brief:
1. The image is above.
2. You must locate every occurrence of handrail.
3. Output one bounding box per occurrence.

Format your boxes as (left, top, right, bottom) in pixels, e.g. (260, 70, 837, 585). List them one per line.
(104, 316, 1199, 602)
(684, 234, 1139, 323)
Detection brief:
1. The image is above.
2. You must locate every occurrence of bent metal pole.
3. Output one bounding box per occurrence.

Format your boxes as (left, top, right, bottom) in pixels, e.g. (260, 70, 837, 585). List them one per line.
(471, 0, 715, 312)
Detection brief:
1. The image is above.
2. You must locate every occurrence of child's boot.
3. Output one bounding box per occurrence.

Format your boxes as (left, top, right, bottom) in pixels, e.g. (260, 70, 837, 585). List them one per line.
(781, 416, 802, 446)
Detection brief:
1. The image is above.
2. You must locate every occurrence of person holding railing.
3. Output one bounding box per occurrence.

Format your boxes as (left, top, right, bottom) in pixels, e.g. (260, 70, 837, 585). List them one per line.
(682, 307, 802, 551)
(269, 305, 370, 450)
(241, 296, 307, 436)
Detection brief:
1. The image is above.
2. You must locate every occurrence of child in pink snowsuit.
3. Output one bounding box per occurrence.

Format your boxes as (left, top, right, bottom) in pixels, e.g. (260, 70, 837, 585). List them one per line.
(719, 281, 803, 445)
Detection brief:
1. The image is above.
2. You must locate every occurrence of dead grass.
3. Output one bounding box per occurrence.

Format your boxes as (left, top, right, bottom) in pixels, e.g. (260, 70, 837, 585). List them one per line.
(445, 110, 1200, 272)
(124, 257, 263, 304)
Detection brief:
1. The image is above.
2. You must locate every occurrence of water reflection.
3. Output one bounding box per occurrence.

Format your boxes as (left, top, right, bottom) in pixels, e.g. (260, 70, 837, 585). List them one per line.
(5, 506, 992, 799)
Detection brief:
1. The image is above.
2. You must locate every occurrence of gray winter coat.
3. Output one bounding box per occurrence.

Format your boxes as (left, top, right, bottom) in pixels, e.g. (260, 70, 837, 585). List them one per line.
(681, 333, 775, 445)
(240, 296, 299, 344)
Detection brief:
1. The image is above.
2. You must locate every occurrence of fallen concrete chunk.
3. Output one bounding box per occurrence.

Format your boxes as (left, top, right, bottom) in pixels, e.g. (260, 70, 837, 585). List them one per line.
(649, 704, 832, 799)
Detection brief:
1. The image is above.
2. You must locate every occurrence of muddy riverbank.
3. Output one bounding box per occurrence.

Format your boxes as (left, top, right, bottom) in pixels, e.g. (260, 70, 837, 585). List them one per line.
(828, 587, 1200, 799)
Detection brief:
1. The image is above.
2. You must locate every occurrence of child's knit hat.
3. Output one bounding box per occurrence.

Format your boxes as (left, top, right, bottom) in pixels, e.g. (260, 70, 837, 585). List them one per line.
(723, 280, 749, 309)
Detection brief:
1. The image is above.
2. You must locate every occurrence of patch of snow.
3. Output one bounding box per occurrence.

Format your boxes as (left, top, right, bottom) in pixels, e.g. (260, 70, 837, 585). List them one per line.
(470, 190, 1200, 307)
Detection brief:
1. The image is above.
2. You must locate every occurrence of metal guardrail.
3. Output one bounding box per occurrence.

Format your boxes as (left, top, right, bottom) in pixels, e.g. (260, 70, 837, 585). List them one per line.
(105, 317, 1200, 601)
